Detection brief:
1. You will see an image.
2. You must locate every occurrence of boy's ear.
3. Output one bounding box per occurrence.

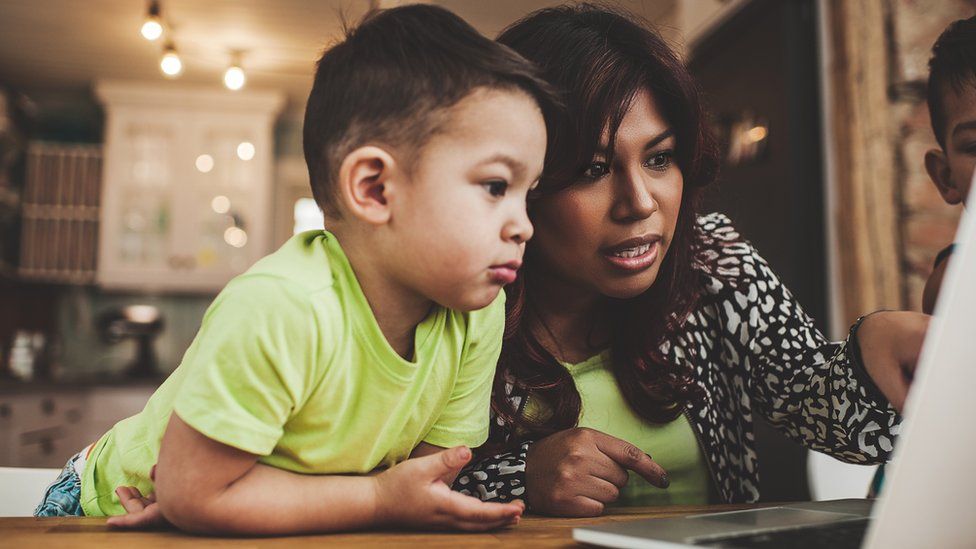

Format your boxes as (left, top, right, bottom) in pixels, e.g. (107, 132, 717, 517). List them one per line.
(337, 146, 398, 224)
(925, 148, 964, 205)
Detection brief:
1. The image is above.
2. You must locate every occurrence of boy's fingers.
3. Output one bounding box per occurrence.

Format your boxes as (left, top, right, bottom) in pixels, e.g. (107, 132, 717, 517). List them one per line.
(106, 505, 161, 529)
(421, 446, 472, 480)
(116, 487, 147, 513)
(594, 434, 669, 489)
(440, 491, 524, 523)
(453, 514, 521, 532)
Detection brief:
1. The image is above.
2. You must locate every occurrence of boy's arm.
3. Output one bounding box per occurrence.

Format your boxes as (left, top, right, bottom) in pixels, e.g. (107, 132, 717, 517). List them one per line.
(111, 414, 523, 535)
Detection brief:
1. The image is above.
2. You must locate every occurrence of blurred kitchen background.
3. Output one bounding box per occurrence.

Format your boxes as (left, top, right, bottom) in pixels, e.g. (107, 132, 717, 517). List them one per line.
(0, 0, 970, 501)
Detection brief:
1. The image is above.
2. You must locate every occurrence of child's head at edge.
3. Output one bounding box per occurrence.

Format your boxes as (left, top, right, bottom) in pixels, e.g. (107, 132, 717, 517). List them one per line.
(926, 15, 976, 207)
(302, 4, 560, 312)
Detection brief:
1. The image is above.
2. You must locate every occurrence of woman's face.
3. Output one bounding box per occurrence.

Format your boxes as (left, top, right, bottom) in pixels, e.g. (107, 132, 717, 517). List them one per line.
(530, 89, 683, 300)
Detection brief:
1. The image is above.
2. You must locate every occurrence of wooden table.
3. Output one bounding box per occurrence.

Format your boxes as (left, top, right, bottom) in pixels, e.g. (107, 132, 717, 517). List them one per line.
(1, 504, 760, 547)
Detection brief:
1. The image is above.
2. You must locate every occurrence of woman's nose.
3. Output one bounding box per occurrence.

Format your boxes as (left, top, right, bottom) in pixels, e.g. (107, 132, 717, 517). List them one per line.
(611, 169, 657, 221)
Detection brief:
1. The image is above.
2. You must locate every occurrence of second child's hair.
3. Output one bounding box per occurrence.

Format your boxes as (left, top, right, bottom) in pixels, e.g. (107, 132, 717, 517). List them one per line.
(303, 4, 560, 215)
(492, 4, 720, 439)
(928, 15, 976, 149)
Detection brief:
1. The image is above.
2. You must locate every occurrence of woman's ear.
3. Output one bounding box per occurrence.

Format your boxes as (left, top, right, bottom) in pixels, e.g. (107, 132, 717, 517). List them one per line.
(337, 146, 398, 224)
(925, 148, 964, 204)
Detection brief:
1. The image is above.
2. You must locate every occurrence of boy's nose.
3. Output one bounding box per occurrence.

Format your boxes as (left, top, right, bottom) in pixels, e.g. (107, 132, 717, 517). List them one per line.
(504, 209, 534, 244)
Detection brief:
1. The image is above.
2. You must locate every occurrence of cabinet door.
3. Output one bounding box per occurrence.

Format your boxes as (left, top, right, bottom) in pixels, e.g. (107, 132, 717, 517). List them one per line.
(168, 113, 273, 289)
(98, 112, 182, 288)
(0, 392, 87, 468)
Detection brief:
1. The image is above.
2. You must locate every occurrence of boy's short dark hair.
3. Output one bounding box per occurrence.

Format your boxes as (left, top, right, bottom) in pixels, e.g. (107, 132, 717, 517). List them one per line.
(303, 4, 559, 215)
(927, 15, 976, 149)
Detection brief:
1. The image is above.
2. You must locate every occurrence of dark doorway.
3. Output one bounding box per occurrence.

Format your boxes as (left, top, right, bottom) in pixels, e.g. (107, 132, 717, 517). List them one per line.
(687, 0, 826, 502)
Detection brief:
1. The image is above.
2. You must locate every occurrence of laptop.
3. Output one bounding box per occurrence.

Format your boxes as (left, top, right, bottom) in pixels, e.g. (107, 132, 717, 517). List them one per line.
(574, 182, 976, 549)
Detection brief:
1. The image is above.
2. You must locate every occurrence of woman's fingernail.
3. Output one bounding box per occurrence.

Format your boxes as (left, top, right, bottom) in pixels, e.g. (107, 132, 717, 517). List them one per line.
(645, 452, 653, 460)
(660, 474, 670, 488)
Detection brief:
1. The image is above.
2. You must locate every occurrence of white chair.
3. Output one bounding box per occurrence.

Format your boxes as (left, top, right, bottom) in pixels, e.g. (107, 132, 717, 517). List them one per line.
(0, 467, 61, 516)
(807, 450, 879, 500)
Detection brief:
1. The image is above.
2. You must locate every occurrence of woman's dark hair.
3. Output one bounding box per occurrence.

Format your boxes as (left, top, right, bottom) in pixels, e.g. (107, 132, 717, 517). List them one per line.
(491, 4, 720, 439)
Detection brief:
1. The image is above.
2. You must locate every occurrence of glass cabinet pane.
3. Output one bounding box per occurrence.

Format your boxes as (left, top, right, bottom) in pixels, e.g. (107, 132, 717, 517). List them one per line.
(115, 122, 175, 269)
(181, 121, 258, 274)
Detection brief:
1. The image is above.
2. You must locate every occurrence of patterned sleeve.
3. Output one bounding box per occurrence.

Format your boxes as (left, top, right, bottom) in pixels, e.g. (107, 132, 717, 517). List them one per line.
(703, 214, 900, 464)
(453, 438, 532, 502)
(452, 381, 533, 502)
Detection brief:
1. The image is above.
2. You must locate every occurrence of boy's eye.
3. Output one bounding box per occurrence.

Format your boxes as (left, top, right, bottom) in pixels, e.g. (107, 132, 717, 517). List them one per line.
(582, 161, 610, 179)
(644, 150, 674, 171)
(482, 180, 508, 197)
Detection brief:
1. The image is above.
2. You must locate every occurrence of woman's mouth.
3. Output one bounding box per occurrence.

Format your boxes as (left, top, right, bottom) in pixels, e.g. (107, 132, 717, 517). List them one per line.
(601, 236, 661, 272)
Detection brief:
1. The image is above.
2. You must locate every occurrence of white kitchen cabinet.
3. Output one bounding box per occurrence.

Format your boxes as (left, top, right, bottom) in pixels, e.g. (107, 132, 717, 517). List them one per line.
(0, 384, 157, 468)
(95, 82, 284, 292)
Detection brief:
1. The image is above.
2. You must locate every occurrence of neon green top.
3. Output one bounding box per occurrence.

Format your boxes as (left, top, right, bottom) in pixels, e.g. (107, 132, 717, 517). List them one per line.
(530, 351, 710, 506)
(80, 230, 504, 516)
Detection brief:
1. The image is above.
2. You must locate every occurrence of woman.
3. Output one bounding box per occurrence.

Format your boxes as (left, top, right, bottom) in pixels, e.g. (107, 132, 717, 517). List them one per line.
(453, 4, 928, 516)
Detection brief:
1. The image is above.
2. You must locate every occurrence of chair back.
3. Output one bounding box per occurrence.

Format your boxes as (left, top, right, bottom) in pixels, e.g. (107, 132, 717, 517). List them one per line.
(0, 467, 61, 516)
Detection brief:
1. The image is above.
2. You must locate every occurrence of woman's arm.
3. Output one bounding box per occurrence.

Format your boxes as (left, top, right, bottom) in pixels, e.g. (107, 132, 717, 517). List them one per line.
(725, 240, 916, 464)
(116, 414, 523, 535)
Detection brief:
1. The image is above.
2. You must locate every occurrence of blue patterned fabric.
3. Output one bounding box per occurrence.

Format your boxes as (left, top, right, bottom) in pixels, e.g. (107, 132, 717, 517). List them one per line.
(34, 450, 85, 517)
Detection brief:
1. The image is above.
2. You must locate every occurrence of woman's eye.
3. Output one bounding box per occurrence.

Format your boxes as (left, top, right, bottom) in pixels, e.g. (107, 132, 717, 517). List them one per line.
(483, 180, 508, 197)
(645, 151, 674, 171)
(582, 161, 610, 179)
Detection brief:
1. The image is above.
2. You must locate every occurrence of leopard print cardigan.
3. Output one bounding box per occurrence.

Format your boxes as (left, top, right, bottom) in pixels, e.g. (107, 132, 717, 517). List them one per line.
(453, 212, 900, 505)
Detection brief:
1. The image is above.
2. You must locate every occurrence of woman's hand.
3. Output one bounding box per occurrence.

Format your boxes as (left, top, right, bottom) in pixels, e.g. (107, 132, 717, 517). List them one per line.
(373, 445, 525, 531)
(856, 310, 931, 412)
(525, 427, 668, 517)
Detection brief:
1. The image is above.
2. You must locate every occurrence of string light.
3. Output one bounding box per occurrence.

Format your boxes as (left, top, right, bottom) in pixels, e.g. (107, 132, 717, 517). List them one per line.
(223, 51, 247, 91)
(141, 0, 163, 41)
(159, 42, 183, 77)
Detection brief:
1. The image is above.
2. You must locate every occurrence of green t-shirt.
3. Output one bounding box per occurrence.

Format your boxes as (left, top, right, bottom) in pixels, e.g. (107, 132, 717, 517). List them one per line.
(527, 351, 710, 506)
(80, 230, 504, 516)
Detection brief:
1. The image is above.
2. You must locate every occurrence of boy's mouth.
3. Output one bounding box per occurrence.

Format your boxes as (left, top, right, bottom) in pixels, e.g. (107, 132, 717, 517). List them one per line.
(488, 260, 521, 284)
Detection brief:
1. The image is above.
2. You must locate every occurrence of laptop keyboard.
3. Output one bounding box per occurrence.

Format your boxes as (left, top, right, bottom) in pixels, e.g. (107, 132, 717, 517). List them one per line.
(695, 519, 869, 548)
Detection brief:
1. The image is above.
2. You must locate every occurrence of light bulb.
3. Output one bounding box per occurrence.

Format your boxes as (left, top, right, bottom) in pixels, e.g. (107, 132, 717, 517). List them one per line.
(224, 65, 246, 90)
(141, 1, 163, 41)
(160, 44, 182, 77)
(141, 19, 162, 41)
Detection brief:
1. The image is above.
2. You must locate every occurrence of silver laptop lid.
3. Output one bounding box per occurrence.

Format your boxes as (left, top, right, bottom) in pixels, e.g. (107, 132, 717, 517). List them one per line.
(865, 180, 976, 549)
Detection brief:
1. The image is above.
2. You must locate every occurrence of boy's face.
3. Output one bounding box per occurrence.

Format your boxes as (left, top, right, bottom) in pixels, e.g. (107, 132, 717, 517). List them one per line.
(928, 84, 976, 206)
(390, 87, 546, 311)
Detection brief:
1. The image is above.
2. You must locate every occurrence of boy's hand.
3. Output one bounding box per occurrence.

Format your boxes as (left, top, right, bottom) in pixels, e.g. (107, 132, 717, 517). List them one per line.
(373, 445, 524, 531)
(856, 310, 931, 412)
(106, 486, 168, 529)
(106, 465, 170, 529)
